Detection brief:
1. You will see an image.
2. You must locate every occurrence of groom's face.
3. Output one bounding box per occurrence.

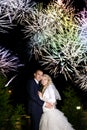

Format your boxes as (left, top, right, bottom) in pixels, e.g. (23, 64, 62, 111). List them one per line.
(34, 70, 43, 82)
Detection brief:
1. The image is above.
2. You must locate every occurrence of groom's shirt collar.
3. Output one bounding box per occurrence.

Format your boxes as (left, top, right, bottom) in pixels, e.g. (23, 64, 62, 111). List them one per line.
(34, 78, 39, 84)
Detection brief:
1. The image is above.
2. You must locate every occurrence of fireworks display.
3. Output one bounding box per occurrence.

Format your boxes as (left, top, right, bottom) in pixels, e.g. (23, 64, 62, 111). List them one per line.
(0, 0, 87, 90)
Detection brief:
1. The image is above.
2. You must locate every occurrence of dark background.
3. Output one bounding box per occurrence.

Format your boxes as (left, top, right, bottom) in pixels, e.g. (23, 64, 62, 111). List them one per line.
(0, 0, 87, 112)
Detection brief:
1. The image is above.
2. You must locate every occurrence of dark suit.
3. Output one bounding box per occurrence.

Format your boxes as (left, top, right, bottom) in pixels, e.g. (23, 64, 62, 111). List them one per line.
(27, 79, 44, 130)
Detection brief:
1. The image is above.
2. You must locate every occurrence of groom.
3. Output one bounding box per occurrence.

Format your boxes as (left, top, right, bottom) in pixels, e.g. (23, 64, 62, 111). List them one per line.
(27, 69, 52, 130)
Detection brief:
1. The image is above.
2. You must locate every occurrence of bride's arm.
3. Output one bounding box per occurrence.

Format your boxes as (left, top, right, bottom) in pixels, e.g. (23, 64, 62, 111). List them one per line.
(46, 86, 56, 104)
(38, 91, 49, 102)
(38, 86, 56, 104)
(38, 91, 54, 108)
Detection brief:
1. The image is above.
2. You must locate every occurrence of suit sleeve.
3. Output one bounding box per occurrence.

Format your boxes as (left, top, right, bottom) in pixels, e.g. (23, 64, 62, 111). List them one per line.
(27, 80, 44, 106)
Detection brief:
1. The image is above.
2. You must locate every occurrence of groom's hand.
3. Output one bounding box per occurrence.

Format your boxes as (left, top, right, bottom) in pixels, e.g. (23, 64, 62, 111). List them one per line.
(45, 102, 53, 108)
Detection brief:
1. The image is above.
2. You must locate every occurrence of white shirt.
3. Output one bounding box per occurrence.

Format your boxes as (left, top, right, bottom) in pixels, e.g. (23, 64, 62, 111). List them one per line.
(34, 78, 39, 84)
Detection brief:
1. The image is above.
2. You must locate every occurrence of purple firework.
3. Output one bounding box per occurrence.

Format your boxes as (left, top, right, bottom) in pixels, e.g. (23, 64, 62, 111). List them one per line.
(0, 46, 23, 74)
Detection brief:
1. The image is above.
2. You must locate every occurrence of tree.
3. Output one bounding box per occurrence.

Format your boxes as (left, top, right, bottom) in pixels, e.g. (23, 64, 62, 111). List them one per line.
(0, 73, 12, 129)
(0, 73, 25, 130)
(61, 84, 84, 130)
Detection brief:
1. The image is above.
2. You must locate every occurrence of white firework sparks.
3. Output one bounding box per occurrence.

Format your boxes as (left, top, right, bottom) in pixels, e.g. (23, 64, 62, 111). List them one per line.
(0, 0, 36, 32)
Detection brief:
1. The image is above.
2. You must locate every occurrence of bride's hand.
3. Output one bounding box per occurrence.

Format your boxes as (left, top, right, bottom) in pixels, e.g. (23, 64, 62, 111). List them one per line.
(45, 102, 54, 108)
(38, 91, 42, 98)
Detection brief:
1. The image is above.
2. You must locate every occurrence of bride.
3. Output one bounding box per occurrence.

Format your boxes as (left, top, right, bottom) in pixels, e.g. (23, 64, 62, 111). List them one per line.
(38, 74, 75, 130)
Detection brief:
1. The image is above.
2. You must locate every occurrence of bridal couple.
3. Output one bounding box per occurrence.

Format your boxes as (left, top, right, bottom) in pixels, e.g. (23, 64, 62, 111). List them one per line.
(27, 70, 75, 130)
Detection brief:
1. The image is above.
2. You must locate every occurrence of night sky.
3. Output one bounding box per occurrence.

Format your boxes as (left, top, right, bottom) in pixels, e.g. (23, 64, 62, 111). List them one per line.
(0, 0, 87, 112)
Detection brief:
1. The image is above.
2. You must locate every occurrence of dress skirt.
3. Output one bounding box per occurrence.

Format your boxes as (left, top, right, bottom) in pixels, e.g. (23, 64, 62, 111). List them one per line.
(39, 108, 75, 130)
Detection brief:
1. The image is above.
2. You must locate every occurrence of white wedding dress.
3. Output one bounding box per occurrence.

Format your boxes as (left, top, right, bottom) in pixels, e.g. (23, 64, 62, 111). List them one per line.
(39, 84, 75, 130)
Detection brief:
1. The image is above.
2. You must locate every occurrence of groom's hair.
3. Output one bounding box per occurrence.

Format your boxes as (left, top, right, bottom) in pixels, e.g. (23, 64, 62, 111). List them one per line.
(34, 69, 43, 73)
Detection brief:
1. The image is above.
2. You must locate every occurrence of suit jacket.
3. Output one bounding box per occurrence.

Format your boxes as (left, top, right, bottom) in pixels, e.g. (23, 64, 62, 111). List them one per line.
(27, 79, 44, 116)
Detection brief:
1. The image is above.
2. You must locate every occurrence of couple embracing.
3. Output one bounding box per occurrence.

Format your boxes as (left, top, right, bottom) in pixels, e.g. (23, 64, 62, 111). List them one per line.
(27, 70, 75, 130)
